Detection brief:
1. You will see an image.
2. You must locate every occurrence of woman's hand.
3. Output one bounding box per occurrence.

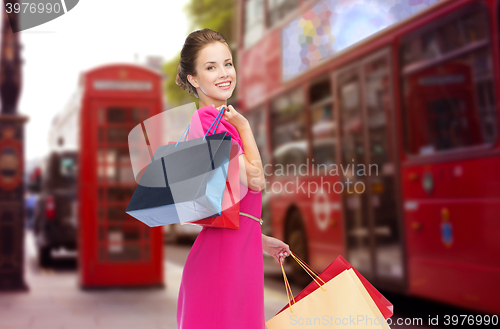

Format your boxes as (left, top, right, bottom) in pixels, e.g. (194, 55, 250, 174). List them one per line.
(262, 234, 291, 263)
(212, 104, 249, 131)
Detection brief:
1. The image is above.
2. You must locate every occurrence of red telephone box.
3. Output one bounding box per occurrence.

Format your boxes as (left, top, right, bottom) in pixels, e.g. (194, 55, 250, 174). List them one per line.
(77, 64, 164, 288)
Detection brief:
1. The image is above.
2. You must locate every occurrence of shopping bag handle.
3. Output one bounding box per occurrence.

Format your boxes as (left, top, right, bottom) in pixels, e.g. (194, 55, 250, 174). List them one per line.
(175, 106, 225, 146)
(290, 252, 322, 280)
(279, 252, 327, 313)
(290, 252, 326, 290)
(203, 106, 225, 141)
(175, 124, 190, 147)
(279, 260, 296, 313)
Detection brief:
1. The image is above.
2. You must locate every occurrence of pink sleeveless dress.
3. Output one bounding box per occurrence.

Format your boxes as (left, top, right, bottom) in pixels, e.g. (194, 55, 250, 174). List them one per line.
(177, 106, 265, 329)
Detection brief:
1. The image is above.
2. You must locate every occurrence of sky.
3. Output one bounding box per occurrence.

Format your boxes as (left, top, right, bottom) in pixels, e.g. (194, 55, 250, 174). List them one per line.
(17, 0, 191, 163)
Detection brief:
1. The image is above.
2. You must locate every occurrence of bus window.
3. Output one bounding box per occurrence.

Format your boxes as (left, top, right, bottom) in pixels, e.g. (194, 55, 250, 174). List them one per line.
(340, 79, 363, 169)
(59, 155, 78, 187)
(401, 5, 497, 155)
(309, 79, 335, 174)
(267, 0, 300, 28)
(244, 0, 265, 48)
(271, 88, 307, 171)
(365, 58, 392, 166)
(274, 142, 308, 169)
(44, 152, 78, 189)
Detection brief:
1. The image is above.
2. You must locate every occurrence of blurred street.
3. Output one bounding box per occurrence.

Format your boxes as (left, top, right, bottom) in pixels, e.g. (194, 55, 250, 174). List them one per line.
(0, 229, 480, 329)
(0, 230, 297, 329)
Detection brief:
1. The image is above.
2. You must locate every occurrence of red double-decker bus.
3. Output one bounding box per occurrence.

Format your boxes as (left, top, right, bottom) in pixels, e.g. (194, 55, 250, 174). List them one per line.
(236, 0, 500, 314)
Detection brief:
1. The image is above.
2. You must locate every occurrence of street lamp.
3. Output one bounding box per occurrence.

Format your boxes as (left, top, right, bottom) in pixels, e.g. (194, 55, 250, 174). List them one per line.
(0, 1, 29, 291)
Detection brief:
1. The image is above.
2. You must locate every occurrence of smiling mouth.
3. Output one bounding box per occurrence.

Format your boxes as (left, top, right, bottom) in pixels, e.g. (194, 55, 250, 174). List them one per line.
(215, 81, 231, 89)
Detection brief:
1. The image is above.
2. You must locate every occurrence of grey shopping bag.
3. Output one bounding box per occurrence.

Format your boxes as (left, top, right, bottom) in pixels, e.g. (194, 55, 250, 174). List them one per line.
(126, 128, 232, 227)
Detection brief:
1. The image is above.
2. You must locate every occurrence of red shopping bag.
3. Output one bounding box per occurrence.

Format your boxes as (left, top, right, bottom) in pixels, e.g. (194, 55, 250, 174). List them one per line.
(171, 141, 240, 229)
(278, 253, 393, 319)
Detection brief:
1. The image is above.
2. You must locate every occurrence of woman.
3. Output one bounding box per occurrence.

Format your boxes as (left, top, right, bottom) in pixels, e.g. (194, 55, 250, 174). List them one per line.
(175, 29, 291, 329)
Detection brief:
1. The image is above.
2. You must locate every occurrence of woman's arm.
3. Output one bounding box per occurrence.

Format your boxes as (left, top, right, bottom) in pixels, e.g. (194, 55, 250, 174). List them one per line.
(237, 126, 265, 191)
(219, 105, 266, 191)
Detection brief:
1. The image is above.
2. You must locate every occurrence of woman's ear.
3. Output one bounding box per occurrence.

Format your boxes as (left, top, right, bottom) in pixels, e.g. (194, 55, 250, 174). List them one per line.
(187, 75, 199, 88)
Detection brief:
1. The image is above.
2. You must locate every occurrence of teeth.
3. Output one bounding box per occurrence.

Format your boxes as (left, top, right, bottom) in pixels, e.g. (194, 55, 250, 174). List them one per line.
(216, 82, 230, 87)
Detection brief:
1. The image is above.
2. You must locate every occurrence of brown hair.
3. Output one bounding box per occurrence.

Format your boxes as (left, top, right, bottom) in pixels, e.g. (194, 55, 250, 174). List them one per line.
(175, 29, 230, 98)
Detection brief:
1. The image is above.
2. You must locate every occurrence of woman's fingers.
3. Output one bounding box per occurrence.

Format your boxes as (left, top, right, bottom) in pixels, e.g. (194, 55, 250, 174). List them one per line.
(279, 248, 290, 260)
(227, 105, 236, 116)
(223, 106, 232, 121)
(277, 249, 290, 262)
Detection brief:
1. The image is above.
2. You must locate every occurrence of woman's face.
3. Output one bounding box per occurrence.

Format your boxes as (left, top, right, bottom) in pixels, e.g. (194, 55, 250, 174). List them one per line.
(188, 42, 236, 103)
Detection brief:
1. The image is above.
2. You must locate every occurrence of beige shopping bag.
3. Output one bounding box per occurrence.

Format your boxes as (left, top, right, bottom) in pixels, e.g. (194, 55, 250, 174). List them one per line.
(265, 255, 391, 329)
